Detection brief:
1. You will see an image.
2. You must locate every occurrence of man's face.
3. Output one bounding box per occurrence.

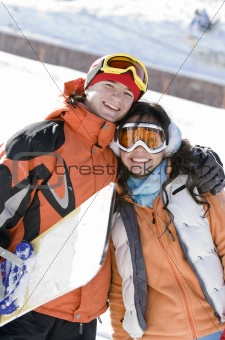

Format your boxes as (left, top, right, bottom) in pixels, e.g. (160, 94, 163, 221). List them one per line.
(84, 80, 134, 123)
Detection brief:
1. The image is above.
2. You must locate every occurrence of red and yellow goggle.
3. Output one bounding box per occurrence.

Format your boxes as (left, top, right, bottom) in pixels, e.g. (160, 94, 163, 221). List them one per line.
(100, 54, 149, 93)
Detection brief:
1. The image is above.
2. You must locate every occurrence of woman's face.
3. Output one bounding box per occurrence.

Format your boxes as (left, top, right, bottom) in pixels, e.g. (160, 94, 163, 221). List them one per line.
(119, 114, 166, 178)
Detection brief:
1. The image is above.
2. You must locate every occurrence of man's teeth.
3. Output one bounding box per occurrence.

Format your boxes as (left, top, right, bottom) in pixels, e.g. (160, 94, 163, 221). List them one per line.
(105, 102, 119, 110)
(132, 158, 149, 162)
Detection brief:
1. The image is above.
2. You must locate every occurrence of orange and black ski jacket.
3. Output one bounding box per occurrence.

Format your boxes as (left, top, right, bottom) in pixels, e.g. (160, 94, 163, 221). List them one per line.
(0, 78, 118, 323)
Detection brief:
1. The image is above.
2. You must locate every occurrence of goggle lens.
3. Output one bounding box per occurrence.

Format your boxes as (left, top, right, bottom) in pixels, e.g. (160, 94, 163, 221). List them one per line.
(107, 57, 146, 82)
(118, 123, 167, 153)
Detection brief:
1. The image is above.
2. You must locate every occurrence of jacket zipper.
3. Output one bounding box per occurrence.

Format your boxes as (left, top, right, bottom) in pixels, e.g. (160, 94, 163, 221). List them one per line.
(153, 211, 197, 338)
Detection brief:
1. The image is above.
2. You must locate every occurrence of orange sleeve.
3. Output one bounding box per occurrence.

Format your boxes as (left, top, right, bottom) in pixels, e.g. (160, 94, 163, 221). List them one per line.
(109, 238, 132, 340)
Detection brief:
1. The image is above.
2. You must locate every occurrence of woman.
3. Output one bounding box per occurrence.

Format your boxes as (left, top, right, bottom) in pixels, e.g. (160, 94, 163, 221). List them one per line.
(109, 101, 225, 340)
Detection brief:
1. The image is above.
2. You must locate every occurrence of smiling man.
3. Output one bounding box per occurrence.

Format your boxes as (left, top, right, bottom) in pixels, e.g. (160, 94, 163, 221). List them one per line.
(84, 54, 147, 122)
(0, 53, 149, 340)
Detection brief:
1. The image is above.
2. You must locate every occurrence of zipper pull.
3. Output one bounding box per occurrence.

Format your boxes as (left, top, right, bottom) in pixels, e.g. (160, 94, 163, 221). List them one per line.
(79, 323, 83, 334)
(152, 212, 155, 224)
(166, 224, 175, 241)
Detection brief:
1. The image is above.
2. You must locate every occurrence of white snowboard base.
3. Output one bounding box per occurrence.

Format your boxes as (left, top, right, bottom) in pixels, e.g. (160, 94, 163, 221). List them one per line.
(0, 182, 116, 327)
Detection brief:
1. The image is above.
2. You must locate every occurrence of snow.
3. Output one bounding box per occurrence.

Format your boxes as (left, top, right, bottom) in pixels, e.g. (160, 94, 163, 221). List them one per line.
(1, 0, 225, 84)
(0, 0, 225, 338)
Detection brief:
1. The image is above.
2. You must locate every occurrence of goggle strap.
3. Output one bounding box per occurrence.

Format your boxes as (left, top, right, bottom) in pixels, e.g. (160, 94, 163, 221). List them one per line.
(120, 123, 164, 130)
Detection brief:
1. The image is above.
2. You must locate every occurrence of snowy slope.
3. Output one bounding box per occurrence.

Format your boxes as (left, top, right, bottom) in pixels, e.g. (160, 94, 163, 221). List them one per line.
(1, 0, 225, 84)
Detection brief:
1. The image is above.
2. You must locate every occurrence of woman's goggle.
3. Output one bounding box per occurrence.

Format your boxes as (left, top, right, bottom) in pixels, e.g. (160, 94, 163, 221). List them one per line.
(100, 54, 148, 92)
(117, 123, 167, 154)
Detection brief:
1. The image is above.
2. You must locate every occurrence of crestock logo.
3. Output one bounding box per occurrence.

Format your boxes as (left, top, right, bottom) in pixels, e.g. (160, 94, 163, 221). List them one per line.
(12, 151, 116, 190)
(12, 151, 65, 190)
(129, 162, 213, 185)
(129, 163, 170, 177)
(55, 163, 116, 176)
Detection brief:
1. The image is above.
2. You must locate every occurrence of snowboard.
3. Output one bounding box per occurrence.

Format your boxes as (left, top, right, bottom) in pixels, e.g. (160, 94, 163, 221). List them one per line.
(0, 182, 116, 327)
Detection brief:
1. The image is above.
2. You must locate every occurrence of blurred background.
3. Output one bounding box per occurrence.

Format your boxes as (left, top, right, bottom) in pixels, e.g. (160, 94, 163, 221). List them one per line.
(1, 0, 225, 107)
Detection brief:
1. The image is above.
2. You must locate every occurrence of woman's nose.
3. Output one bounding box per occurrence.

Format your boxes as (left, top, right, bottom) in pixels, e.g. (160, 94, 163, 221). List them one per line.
(133, 145, 146, 152)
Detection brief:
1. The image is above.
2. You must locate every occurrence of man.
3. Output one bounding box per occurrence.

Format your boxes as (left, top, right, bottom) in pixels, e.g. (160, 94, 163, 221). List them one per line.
(0, 53, 223, 339)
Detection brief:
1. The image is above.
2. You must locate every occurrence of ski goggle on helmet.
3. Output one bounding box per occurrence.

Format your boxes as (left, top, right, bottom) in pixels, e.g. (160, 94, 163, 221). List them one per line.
(85, 53, 149, 101)
(117, 122, 167, 154)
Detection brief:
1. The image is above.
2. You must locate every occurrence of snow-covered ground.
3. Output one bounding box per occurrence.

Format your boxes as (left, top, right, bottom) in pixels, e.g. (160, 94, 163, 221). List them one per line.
(0, 1, 225, 338)
(1, 0, 225, 84)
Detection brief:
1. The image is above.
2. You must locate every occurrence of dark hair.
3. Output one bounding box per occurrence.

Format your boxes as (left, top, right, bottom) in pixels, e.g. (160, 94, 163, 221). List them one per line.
(163, 139, 209, 213)
(117, 101, 209, 212)
(68, 92, 86, 106)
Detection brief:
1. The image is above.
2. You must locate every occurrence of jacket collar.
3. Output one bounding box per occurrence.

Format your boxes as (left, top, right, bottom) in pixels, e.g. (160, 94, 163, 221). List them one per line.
(45, 78, 116, 148)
